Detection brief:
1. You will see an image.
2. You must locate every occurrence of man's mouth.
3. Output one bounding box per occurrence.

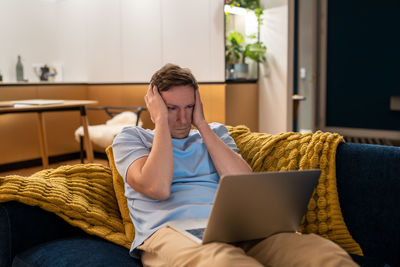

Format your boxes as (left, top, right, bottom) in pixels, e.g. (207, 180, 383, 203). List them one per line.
(175, 126, 190, 131)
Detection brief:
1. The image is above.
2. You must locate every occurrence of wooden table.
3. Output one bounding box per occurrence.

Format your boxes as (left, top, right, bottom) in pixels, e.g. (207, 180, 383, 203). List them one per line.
(0, 100, 98, 168)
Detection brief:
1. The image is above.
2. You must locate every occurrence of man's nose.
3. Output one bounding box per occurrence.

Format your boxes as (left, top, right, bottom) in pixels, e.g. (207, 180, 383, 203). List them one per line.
(178, 109, 187, 123)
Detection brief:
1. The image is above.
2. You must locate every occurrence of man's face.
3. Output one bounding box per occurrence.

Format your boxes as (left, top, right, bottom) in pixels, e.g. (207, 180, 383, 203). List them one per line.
(160, 85, 195, 139)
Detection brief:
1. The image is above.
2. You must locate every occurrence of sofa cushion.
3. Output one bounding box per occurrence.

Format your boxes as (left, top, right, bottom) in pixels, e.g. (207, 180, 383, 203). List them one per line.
(0, 203, 11, 267)
(106, 145, 135, 243)
(337, 143, 400, 266)
(0, 164, 131, 249)
(0, 201, 85, 267)
(12, 237, 142, 267)
(350, 254, 390, 267)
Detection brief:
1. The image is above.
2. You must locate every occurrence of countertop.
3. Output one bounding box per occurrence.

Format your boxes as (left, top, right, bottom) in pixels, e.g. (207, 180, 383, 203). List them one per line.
(0, 80, 245, 86)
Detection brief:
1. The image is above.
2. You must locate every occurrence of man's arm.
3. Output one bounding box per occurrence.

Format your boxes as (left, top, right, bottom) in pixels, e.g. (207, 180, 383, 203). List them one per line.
(192, 90, 252, 176)
(125, 85, 173, 200)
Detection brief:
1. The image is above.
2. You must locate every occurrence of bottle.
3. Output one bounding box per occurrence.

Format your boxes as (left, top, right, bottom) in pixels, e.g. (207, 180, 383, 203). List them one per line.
(16, 55, 24, 82)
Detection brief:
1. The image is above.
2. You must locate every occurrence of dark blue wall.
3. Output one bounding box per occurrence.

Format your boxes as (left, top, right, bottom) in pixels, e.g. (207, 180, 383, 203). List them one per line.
(326, 0, 400, 131)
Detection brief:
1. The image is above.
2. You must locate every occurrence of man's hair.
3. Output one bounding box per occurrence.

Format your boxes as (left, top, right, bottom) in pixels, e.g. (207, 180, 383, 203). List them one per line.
(150, 63, 198, 92)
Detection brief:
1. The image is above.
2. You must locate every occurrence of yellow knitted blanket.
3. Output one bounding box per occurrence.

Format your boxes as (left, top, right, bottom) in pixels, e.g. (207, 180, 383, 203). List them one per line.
(0, 164, 131, 249)
(0, 125, 362, 255)
(227, 126, 363, 255)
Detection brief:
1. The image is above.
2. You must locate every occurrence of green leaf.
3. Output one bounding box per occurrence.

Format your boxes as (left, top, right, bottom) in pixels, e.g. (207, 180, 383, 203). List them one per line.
(247, 33, 257, 40)
(227, 31, 244, 44)
(226, 31, 246, 64)
(245, 42, 267, 63)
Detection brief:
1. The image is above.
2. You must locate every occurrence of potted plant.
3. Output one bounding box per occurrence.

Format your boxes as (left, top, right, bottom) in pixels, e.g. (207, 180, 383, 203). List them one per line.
(244, 33, 267, 63)
(225, 31, 266, 80)
(225, 0, 266, 80)
(225, 30, 247, 79)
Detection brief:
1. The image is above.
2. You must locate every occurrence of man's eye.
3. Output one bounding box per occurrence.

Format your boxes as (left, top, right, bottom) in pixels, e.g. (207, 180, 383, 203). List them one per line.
(186, 105, 194, 109)
(168, 107, 176, 111)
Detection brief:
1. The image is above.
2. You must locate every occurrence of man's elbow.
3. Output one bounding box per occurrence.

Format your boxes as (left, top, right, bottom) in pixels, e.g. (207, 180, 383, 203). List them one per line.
(152, 187, 170, 200)
(127, 179, 170, 200)
(143, 179, 169, 200)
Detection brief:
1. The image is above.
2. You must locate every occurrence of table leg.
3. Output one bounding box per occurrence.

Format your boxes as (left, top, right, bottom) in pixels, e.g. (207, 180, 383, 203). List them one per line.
(80, 107, 94, 163)
(36, 113, 49, 169)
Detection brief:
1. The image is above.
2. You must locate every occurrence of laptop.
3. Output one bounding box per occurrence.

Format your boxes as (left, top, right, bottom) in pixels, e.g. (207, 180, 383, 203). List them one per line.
(167, 169, 321, 244)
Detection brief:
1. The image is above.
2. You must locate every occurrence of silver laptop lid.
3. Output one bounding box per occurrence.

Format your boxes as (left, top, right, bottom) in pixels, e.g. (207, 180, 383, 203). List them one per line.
(202, 169, 321, 244)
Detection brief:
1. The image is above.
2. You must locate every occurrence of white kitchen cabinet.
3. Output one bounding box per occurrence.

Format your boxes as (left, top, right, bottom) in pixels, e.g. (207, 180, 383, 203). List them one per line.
(161, 0, 225, 82)
(121, 0, 162, 82)
(111, 0, 225, 82)
(0, 0, 225, 83)
(86, 0, 122, 82)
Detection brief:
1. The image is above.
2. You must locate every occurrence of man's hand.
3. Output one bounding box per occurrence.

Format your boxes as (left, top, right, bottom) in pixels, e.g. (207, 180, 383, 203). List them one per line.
(192, 90, 252, 176)
(192, 89, 208, 130)
(144, 84, 168, 125)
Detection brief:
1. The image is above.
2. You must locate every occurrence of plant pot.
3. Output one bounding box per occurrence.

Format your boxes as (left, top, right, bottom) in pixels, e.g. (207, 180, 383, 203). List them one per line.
(226, 63, 249, 80)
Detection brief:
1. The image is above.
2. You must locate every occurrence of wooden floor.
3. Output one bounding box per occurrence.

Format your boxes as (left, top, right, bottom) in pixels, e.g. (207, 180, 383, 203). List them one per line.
(0, 158, 108, 177)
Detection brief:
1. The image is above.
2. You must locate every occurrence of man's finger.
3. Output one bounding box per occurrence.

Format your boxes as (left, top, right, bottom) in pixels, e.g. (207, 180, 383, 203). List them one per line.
(195, 90, 202, 105)
(152, 84, 159, 95)
(147, 84, 154, 96)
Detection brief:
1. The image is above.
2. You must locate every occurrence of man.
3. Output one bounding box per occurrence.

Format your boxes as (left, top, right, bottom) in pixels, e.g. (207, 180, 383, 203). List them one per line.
(113, 64, 357, 266)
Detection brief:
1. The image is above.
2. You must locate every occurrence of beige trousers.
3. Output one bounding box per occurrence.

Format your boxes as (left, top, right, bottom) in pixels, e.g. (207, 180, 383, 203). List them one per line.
(137, 226, 358, 267)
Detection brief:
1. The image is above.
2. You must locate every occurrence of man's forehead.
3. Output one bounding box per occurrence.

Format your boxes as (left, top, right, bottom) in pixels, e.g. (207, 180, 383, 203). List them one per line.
(160, 88, 195, 106)
(163, 98, 195, 106)
(160, 87, 195, 96)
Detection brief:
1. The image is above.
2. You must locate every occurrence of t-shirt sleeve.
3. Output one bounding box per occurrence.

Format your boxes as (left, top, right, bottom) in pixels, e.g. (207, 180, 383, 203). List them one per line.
(112, 126, 150, 182)
(210, 123, 239, 153)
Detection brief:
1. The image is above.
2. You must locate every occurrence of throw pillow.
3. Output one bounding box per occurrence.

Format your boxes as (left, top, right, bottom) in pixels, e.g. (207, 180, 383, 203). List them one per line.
(105, 146, 135, 243)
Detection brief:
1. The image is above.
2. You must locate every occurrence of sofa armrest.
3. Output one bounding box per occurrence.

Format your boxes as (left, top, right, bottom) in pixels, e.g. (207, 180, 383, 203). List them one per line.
(336, 143, 400, 266)
(0, 201, 86, 267)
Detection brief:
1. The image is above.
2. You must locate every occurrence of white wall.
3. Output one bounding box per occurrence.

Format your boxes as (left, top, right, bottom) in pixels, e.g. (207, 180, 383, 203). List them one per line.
(297, 0, 316, 133)
(0, 0, 224, 83)
(258, 0, 291, 134)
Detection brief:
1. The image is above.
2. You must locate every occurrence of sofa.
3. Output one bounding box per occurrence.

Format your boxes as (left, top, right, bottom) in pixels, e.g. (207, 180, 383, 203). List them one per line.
(1, 139, 399, 267)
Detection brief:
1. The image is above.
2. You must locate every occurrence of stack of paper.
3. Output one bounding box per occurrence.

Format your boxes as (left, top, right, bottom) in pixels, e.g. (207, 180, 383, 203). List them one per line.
(12, 99, 64, 105)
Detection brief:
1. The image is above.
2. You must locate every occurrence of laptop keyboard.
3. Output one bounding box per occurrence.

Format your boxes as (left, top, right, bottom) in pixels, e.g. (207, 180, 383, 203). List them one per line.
(186, 228, 206, 240)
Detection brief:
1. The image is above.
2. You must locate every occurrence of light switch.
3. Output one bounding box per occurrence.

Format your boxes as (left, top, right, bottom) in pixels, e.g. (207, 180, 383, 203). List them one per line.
(300, 68, 306, 79)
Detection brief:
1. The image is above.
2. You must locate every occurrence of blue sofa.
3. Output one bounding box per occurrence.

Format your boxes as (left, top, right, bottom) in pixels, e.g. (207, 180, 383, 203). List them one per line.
(1, 142, 399, 267)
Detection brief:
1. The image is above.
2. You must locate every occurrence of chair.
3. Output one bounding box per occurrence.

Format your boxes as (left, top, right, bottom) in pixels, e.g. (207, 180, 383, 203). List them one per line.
(75, 106, 146, 163)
